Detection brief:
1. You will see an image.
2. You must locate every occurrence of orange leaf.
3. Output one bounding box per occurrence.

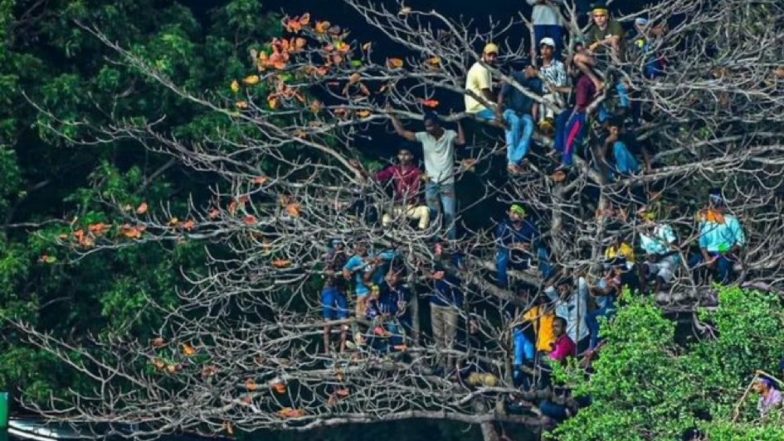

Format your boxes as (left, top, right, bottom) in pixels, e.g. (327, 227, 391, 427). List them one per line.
(334, 41, 350, 53)
(120, 224, 145, 240)
(136, 202, 148, 215)
(286, 203, 301, 217)
(425, 57, 442, 68)
(356, 110, 371, 118)
(181, 343, 197, 357)
(244, 215, 258, 225)
(151, 337, 167, 348)
(88, 223, 110, 236)
(387, 58, 404, 69)
(315, 20, 330, 34)
(181, 220, 197, 231)
(421, 99, 440, 108)
(272, 259, 292, 269)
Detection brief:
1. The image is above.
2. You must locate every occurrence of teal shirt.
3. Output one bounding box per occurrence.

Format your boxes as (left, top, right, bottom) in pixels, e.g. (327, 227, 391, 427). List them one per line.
(699, 215, 745, 253)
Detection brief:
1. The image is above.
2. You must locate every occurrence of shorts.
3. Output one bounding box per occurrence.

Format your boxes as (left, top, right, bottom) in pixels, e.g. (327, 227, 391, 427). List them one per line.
(322, 287, 349, 320)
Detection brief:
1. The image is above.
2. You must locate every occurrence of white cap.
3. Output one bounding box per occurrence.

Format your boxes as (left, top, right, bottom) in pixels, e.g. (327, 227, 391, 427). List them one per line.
(635, 17, 649, 26)
(539, 37, 556, 48)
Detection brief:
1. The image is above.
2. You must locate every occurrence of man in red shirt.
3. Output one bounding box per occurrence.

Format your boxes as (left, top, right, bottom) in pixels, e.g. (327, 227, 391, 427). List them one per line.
(354, 146, 430, 230)
(552, 72, 595, 178)
(549, 316, 576, 362)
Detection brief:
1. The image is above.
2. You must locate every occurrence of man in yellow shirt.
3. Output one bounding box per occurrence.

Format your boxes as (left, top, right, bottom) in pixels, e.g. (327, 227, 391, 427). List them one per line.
(464, 43, 499, 121)
(512, 286, 555, 386)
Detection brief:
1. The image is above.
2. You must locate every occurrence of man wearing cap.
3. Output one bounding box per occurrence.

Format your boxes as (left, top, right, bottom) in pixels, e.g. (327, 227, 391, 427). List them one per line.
(573, 2, 625, 92)
(689, 190, 746, 284)
(497, 63, 542, 174)
(526, 0, 565, 59)
(495, 204, 550, 287)
(537, 37, 568, 130)
(545, 275, 591, 354)
(388, 110, 465, 240)
(638, 206, 679, 293)
(465, 43, 500, 121)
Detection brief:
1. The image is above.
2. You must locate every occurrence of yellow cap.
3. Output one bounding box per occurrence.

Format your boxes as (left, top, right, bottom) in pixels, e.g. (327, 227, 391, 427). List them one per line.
(483, 43, 499, 55)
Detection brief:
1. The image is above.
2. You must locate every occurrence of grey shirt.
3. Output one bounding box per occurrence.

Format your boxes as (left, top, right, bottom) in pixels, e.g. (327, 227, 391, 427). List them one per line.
(415, 130, 457, 184)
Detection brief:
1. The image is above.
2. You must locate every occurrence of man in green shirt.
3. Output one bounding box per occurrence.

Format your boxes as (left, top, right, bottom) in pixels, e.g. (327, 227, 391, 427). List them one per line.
(573, 2, 625, 93)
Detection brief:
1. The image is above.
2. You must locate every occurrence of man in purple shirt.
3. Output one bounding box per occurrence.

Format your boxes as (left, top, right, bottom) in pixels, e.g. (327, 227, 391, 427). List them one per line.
(553, 72, 595, 177)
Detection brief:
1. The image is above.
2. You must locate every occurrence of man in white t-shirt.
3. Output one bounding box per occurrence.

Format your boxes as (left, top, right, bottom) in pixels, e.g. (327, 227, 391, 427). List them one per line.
(465, 43, 499, 122)
(389, 110, 465, 240)
(527, 0, 565, 59)
(536, 37, 568, 129)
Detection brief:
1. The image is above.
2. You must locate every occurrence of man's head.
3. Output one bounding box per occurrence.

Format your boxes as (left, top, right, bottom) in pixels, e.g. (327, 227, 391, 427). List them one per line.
(556, 276, 574, 298)
(509, 204, 526, 223)
(607, 117, 624, 137)
(591, 3, 610, 29)
(354, 242, 368, 256)
(482, 43, 499, 65)
(397, 146, 415, 166)
(708, 188, 726, 210)
(553, 316, 568, 337)
(423, 111, 442, 136)
(540, 37, 556, 59)
(634, 17, 650, 34)
(755, 377, 775, 394)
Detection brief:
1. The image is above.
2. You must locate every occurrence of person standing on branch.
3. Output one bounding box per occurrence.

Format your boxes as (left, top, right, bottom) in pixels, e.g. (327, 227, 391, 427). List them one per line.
(388, 109, 465, 240)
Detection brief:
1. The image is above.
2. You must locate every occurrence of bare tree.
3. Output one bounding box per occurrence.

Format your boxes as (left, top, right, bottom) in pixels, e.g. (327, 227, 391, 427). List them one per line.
(11, 0, 784, 440)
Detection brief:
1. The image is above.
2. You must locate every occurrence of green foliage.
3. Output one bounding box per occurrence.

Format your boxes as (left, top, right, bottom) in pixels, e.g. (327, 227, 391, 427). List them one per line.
(551, 287, 784, 441)
(0, 0, 277, 399)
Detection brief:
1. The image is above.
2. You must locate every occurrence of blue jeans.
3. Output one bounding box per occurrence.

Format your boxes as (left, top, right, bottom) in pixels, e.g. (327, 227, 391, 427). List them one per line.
(425, 182, 457, 240)
(496, 246, 553, 287)
(689, 252, 736, 284)
(322, 287, 349, 320)
(586, 296, 616, 350)
(513, 328, 536, 367)
(534, 25, 564, 59)
(503, 110, 534, 166)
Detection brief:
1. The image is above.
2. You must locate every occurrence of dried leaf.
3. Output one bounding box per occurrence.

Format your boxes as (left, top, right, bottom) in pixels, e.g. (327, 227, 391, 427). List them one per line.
(286, 203, 301, 217)
(399, 6, 412, 16)
(168, 217, 179, 227)
(230, 80, 240, 94)
(136, 202, 148, 215)
(181, 220, 197, 231)
(425, 57, 442, 68)
(151, 337, 167, 348)
(348, 72, 361, 84)
(387, 57, 404, 69)
(209, 208, 221, 219)
(181, 343, 197, 357)
(243, 214, 258, 225)
(120, 224, 145, 240)
(267, 96, 279, 110)
(272, 259, 292, 269)
(356, 110, 371, 118)
(242, 75, 260, 86)
(252, 176, 269, 185)
(88, 223, 110, 236)
(421, 99, 440, 108)
(235, 100, 249, 109)
(315, 20, 330, 34)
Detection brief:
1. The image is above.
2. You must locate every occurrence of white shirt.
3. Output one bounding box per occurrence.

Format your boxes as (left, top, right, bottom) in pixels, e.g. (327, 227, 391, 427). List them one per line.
(640, 223, 677, 256)
(545, 277, 590, 343)
(526, 0, 564, 26)
(415, 130, 457, 184)
(539, 59, 568, 89)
